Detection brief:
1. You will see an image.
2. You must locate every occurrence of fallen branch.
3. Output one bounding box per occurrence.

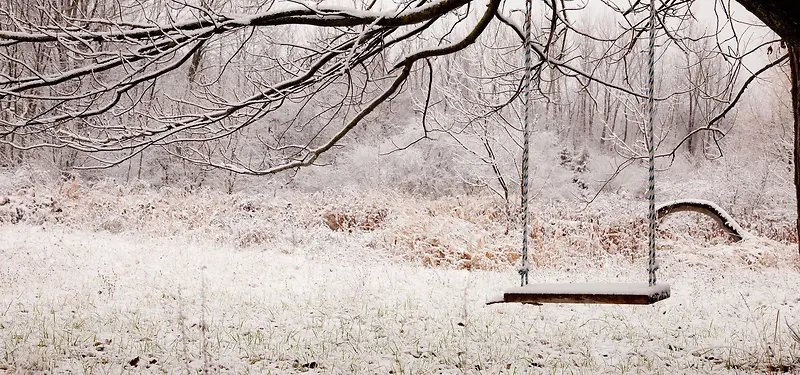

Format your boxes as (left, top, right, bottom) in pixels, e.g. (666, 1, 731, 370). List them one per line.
(656, 199, 749, 242)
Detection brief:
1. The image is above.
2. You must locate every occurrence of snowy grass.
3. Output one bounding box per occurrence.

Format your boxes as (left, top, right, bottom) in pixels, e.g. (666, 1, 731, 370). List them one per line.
(2, 223, 800, 374)
(1, 172, 799, 373)
(4, 178, 789, 272)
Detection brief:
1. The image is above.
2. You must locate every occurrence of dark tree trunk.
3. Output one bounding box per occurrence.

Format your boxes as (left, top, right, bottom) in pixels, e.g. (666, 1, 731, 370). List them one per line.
(734, 0, 800, 253)
(735, 1, 800, 46)
(790, 44, 800, 254)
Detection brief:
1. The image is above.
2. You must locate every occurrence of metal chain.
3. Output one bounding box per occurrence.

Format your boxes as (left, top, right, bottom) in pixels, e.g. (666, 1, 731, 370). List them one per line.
(647, 0, 658, 286)
(517, 0, 659, 288)
(518, 0, 533, 287)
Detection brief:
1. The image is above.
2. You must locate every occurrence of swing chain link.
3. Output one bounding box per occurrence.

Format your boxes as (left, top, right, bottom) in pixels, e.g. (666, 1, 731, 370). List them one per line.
(517, 0, 659, 288)
(519, 0, 534, 287)
(646, 0, 658, 287)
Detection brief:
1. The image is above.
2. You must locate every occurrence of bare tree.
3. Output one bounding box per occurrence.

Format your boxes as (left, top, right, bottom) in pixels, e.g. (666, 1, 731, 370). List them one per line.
(1, 0, 507, 175)
(2, 0, 800, 240)
(0, 0, 785, 168)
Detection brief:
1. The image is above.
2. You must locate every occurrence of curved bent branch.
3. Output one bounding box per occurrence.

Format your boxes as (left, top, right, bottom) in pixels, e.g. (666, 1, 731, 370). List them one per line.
(656, 199, 749, 242)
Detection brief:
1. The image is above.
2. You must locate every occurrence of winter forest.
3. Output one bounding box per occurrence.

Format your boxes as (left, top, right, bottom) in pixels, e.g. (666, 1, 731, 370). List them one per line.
(2, 0, 800, 373)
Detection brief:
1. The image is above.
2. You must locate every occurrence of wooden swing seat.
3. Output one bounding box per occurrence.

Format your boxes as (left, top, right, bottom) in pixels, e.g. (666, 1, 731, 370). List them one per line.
(487, 283, 670, 305)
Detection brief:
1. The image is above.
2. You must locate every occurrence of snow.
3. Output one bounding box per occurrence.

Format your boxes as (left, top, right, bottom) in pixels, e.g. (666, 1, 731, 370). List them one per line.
(2, 223, 800, 374)
(235, 0, 469, 24)
(489, 283, 671, 305)
(499, 282, 671, 296)
(657, 198, 751, 239)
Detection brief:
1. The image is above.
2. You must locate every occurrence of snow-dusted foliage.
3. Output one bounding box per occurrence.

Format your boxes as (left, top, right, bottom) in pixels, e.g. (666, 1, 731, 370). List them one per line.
(1, 138, 798, 373)
(1, 0, 798, 372)
(2, 219, 799, 373)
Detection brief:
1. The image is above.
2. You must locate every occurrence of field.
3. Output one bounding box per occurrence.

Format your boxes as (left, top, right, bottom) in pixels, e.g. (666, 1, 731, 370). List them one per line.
(1, 0, 798, 372)
(2, 179, 800, 374)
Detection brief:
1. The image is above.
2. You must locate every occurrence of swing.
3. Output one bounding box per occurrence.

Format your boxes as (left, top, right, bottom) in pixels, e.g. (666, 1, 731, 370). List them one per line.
(488, 0, 670, 305)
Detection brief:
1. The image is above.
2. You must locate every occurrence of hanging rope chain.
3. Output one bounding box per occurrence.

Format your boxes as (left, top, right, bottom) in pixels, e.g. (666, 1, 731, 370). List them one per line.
(517, 0, 658, 287)
(518, 0, 534, 287)
(646, 0, 658, 286)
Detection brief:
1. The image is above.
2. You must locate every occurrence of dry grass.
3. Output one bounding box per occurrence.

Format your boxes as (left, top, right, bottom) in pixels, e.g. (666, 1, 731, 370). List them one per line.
(0, 174, 796, 272)
(322, 207, 388, 232)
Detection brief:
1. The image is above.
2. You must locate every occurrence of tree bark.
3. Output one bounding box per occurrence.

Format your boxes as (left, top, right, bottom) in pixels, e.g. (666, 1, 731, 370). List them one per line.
(735, 1, 800, 46)
(790, 44, 800, 254)
(732, 1, 800, 253)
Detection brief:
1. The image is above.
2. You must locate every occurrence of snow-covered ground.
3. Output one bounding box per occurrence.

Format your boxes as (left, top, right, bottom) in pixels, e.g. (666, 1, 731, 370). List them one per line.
(2, 222, 800, 374)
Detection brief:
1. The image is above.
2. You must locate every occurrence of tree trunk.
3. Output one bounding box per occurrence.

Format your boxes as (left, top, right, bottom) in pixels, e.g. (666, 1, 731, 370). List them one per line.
(732, 0, 800, 253)
(735, 1, 800, 46)
(790, 44, 800, 254)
